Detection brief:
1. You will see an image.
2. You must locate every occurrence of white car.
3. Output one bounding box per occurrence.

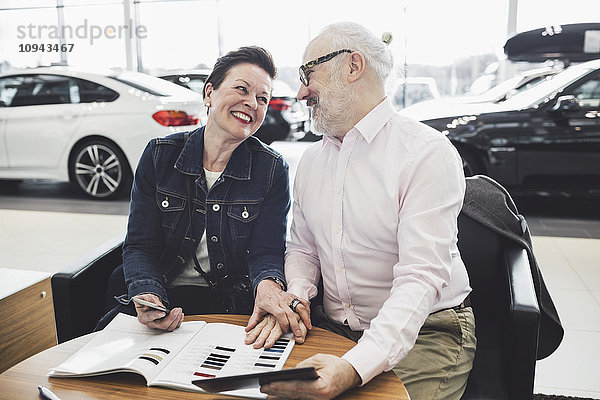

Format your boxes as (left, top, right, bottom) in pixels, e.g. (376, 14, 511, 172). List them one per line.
(0, 67, 203, 199)
(401, 67, 562, 120)
(389, 77, 441, 110)
(463, 66, 561, 103)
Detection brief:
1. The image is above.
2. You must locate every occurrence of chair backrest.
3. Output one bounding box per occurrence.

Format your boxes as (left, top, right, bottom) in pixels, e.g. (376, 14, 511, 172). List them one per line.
(458, 213, 540, 400)
(51, 234, 124, 343)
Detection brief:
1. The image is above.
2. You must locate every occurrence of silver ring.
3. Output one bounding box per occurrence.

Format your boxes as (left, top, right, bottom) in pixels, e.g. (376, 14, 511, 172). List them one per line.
(289, 298, 301, 312)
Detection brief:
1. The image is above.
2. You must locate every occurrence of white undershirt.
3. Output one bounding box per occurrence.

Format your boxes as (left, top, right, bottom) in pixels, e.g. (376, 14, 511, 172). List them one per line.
(168, 168, 222, 287)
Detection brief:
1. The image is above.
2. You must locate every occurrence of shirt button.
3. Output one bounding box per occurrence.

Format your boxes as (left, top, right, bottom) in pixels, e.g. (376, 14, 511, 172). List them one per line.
(212, 204, 220, 212)
(336, 188, 342, 195)
(345, 304, 350, 309)
(210, 235, 218, 243)
(335, 228, 341, 235)
(216, 262, 224, 270)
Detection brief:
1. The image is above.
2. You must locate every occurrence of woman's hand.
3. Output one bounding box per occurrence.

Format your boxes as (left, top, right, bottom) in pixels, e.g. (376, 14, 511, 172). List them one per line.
(245, 313, 307, 349)
(133, 293, 184, 331)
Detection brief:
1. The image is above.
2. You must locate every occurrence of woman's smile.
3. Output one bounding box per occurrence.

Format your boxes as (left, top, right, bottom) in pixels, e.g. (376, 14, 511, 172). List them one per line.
(231, 111, 252, 124)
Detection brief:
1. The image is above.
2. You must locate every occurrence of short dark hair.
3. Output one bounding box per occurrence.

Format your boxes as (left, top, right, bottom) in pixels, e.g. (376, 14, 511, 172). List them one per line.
(203, 46, 277, 98)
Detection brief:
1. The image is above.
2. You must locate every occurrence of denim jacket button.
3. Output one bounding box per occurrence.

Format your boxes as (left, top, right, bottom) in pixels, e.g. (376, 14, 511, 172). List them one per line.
(212, 204, 220, 212)
(241, 210, 249, 219)
(161, 198, 169, 208)
(211, 235, 219, 243)
(216, 262, 224, 270)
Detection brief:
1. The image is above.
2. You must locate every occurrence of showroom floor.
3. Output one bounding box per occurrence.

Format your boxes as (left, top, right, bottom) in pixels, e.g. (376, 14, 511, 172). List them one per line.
(0, 140, 599, 398)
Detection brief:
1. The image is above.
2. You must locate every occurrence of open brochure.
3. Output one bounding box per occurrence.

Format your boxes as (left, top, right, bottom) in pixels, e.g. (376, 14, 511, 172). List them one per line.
(49, 313, 295, 399)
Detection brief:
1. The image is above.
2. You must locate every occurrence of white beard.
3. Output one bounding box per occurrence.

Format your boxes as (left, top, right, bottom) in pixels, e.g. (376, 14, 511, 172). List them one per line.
(311, 71, 358, 139)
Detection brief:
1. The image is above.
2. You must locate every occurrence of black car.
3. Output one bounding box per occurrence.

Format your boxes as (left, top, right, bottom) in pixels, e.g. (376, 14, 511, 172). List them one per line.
(401, 59, 600, 197)
(158, 70, 309, 144)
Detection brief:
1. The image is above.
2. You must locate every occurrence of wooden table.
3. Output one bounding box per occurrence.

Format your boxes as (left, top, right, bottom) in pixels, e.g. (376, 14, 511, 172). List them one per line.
(0, 314, 408, 399)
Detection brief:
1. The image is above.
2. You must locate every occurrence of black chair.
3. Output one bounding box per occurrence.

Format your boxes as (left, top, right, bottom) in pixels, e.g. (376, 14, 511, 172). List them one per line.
(51, 216, 541, 400)
(458, 213, 540, 400)
(51, 233, 124, 344)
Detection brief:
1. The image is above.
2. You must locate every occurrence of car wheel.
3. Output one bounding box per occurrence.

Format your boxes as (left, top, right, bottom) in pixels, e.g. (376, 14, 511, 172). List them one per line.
(69, 139, 132, 200)
(460, 150, 483, 177)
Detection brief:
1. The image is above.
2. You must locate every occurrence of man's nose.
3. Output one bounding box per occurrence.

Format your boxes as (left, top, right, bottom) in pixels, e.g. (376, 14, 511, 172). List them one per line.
(297, 83, 309, 101)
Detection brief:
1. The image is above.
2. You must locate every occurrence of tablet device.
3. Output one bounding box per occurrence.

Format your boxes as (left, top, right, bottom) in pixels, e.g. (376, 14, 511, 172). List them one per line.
(192, 367, 318, 393)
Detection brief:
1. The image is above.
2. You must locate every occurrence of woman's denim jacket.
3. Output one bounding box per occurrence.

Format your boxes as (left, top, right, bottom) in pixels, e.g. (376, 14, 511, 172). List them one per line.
(122, 127, 290, 306)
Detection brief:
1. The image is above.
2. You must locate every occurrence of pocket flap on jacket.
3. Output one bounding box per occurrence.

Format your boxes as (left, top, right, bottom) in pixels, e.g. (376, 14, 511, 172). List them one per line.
(227, 204, 260, 222)
(156, 192, 186, 212)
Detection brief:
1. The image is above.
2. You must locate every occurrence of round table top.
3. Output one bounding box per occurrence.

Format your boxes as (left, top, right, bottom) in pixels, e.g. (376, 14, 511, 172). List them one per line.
(0, 314, 408, 400)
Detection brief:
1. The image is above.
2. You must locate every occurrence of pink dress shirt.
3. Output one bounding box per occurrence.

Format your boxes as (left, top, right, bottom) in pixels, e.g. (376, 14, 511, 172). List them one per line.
(285, 98, 471, 385)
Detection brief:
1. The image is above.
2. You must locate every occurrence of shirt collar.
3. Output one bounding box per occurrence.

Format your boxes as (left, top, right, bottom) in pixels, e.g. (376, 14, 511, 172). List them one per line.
(321, 97, 395, 147)
(175, 126, 253, 180)
(354, 97, 395, 143)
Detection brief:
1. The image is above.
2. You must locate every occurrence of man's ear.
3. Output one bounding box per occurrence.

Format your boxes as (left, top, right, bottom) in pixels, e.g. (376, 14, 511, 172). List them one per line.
(347, 52, 365, 83)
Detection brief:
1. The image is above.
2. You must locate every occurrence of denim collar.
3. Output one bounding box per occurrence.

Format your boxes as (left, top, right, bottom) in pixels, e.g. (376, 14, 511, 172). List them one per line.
(175, 126, 252, 181)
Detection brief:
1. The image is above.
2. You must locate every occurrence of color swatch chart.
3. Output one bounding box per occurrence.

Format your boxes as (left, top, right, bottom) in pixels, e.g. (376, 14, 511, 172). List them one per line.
(192, 336, 292, 378)
(150, 323, 295, 389)
(138, 347, 170, 365)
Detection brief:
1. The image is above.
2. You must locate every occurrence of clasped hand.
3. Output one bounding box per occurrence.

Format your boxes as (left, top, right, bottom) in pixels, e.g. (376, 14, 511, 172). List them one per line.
(245, 279, 312, 348)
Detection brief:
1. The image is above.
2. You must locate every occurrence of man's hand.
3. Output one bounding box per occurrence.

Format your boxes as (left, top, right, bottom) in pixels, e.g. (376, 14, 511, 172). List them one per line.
(133, 293, 183, 331)
(246, 279, 312, 342)
(245, 313, 307, 349)
(260, 354, 361, 399)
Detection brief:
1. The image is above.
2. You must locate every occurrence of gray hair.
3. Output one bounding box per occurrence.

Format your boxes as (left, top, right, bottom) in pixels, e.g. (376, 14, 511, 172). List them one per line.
(314, 22, 394, 83)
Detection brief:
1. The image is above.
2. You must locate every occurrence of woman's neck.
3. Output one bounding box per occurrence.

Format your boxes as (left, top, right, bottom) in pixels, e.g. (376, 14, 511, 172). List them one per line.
(202, 124, 238, 172)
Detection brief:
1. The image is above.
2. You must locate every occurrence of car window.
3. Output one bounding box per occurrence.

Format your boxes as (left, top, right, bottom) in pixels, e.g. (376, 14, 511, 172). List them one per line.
(110, 72, 194, 97)
(159, 75, 207, 95)
(0, 76, 22, 106)
(571, 77, 600, 109)
(2, 74, 72, 107)
(186, 77, 206, 94)
(73, 78, 119, 103)
(502, 63, 600, 110)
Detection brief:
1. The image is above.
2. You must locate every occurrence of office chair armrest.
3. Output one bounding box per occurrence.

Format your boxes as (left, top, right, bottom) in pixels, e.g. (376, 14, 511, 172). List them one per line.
(503, 246, 541, 400)
(51, 233, 125, 343)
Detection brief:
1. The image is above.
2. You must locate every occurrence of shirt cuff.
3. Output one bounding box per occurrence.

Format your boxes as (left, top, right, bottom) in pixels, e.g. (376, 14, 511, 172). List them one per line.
(342, 339, 389, 386)
(286, 279, 315, 301)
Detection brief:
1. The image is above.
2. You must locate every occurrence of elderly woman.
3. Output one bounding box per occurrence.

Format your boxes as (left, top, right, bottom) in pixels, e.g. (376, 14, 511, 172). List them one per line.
(101, 47, 309, 342)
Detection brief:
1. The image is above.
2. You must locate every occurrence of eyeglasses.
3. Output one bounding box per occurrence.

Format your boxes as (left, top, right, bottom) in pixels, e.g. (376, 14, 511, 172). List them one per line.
(299, 49, 352, 87)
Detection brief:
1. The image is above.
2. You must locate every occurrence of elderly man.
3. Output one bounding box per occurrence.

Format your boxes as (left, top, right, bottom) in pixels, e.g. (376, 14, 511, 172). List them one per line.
(260, 22, 476, 400)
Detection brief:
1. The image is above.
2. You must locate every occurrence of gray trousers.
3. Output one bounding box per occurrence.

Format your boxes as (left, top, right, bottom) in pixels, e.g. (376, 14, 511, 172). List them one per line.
(313, 305, 476, 400)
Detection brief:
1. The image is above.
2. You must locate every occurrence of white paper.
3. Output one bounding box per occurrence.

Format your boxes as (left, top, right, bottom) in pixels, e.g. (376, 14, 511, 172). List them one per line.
(49, 314, 295, 399)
